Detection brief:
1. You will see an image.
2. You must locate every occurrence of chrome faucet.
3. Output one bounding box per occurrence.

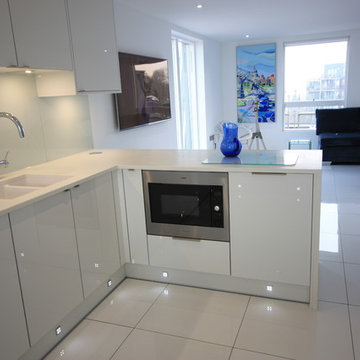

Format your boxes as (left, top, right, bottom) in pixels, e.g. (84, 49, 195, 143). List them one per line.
(0, 112, 25, 167)
(0, 112, 25, 138)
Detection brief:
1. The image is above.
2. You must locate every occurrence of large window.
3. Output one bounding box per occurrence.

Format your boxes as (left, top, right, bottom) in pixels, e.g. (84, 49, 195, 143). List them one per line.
(284, 39, 348, 130)
(172, 32, 206, 149)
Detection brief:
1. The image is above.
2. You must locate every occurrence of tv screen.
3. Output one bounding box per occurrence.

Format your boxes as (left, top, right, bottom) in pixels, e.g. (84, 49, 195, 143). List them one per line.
(115, 52, 171, 131)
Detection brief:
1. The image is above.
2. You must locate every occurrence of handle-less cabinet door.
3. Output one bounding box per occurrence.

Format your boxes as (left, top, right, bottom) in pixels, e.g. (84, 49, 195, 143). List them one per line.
(71, 173, 120, 298)
(229, 172, 313, 286)
(0, 215, 29, 360)
(0, 0, 17, 67)
(10, 191, 83, 346)
(123, 169, 148, 265)
(8, 0, 73, 69)
(67, 0, 121, 92)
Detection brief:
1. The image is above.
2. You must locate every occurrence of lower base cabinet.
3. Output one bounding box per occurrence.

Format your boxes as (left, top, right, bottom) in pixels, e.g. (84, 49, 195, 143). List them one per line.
(71, 172, 121, 298)
(148, 235, 230, 275)
(10, 190, 84, 346)
(229, 172, 313, 286)
(0, 215, 29, 360)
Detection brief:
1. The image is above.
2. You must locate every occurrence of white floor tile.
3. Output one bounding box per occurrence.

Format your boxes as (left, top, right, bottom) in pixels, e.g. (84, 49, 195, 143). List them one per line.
(111, 329, 232, 360)
(230, 348, 291, 360)
(339, 213, 360, 235)
(320, 205, 339, 234)
(345, 263, 360, 306)
(342, 234, 360, 264)
(319, 261, 347, 303)
(235, 298, 353, 360)
(87, 279, 166, 327)
(43, 319, 131, 360)
(319, 232, 342, 262)
(349, 305, 360, 360)
(137, 284, 249, 346)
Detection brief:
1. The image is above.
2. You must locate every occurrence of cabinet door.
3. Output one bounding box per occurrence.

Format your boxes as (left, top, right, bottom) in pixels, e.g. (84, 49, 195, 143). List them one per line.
(0, 0, 17, 67)
(67, 0, 121, 92)
(0, 214, 29, 360)
(229, 172, 313, 286)
(9, 0, 72, 69)
(10, 191, 83, 345)
(123, 169, 148, 265)
(71, 173, 120, 298)
(148, 235, 230, 275)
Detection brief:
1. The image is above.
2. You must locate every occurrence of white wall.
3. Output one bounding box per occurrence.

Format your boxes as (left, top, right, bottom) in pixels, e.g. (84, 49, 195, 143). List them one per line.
(0, 73, 92, 174)
(89, 1, 222, 150)
(221, 29, 360, 150)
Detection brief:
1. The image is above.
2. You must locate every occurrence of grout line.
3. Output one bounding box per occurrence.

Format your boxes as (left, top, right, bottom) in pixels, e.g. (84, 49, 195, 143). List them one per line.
(135, 327, 233, 349)
(226, 295, 251, 360)
(107, 281, 169, 360)
(233, 347, 295, 360)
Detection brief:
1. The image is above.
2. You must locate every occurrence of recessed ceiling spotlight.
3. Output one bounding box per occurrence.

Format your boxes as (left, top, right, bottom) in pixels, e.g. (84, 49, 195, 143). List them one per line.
(245, 34, 250, 38)
(196, 4, 203, 9)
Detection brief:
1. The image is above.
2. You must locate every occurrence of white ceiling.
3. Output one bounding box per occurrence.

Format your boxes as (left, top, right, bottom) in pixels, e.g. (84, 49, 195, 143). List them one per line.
(117, 0, 360, 41)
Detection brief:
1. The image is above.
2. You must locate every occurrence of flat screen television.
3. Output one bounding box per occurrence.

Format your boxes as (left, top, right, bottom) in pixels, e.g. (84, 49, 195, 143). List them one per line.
(115, 52, 171, 131)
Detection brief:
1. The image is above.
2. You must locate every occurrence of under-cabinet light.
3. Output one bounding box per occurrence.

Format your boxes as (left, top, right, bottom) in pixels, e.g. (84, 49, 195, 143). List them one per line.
(162, 271, 168, 278)
(55, 326, 62, 335)
(266, 285, 273, 292)
(107, 280, 112, 287)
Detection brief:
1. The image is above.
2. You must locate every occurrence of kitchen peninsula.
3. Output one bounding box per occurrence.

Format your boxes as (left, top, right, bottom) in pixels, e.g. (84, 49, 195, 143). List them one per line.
(0, 149, 322, 360)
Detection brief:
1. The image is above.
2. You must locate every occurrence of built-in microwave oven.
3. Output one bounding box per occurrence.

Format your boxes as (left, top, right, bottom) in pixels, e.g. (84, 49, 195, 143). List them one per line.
(142, 170, 229, 242)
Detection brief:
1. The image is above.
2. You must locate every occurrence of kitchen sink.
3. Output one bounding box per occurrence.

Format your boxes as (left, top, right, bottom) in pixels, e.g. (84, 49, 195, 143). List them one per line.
(0, 184, 37, 199)
(0, 174, 71, 200)
(4, 174, 71, 187)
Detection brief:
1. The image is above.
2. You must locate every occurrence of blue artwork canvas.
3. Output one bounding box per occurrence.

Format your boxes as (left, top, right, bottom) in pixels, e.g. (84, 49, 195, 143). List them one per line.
(236, 43, 276, 123)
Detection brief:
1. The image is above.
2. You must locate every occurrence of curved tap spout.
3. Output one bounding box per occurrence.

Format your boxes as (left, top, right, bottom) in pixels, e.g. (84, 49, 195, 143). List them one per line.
(0, 112, 25, 138)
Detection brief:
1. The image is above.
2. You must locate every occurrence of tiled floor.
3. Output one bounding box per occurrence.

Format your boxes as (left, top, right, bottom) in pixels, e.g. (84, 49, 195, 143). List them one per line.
(44, 164, 360, 360)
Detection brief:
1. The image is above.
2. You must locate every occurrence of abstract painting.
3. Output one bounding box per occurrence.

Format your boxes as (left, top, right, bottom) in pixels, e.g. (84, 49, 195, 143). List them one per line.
(236, 43, 276, 123)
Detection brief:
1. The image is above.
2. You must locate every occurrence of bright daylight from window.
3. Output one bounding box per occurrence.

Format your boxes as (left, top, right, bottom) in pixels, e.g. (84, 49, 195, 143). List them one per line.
(284, 40, 348, 130)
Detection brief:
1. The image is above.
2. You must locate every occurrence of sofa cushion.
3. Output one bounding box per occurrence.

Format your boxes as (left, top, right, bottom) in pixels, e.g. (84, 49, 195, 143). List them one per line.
(319, 132, 360, 147)
(316, 108, 360, 135)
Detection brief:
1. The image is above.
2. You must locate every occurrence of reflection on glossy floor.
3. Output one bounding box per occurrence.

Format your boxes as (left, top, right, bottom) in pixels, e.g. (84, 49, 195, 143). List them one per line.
(44, 164, 360, 360)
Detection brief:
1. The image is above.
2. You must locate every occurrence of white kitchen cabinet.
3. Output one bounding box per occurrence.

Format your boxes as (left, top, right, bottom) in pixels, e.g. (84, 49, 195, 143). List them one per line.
(148, 235, 230, 275)
(123, 169, 148, 265)
(67, 0, 121, 92)
(71, 173, 121, 298)
(229, 172, 313, 286)
(0, 0, 17, 67)
(6, 0, 72, 70)
(0, 214, 29, 360)
(10, 191, 84, 346)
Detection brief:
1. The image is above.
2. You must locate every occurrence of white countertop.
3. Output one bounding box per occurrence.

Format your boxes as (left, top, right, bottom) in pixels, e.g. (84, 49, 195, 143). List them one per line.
(0, 149, 322, 216)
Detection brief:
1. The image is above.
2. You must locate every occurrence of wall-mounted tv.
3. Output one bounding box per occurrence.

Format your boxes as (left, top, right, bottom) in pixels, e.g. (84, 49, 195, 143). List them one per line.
(115, 52, 171, 131)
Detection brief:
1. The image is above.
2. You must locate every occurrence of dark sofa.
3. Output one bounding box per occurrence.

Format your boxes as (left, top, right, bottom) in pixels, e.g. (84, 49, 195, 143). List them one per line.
(316, 107, 360, 163)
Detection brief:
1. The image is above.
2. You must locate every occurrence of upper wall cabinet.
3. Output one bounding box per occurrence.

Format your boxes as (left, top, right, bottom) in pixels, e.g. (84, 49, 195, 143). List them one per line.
(67, 0, 121, 92)
(5, 0, 73, 70)
(0, 0, 17, 67)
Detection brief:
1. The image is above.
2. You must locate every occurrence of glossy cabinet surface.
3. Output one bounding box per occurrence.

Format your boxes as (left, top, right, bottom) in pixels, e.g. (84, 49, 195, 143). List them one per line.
(0, 214, 29, 360)
(10, 191, 84, 345)
(0, 0, 17, 67)
(123, 169, 148, 265)
(148, 235, 230, 275)
(67, 0, 121, 92)
(8, 0, 72, 70)
(229, 172, 313, 286)
(71, 173, 120, 298)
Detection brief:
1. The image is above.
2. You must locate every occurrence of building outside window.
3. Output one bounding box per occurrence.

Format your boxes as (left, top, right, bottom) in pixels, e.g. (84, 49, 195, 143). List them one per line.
(283, 39, 348, 130)
(172, 31, 206, 149)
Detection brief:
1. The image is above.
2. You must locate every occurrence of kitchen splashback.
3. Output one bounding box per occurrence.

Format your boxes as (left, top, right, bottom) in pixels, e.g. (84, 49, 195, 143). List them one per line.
(0, 73, 93, 173)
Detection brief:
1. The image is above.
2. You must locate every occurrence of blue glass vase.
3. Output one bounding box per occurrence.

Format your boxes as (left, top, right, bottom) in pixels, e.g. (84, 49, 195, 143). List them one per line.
(220, 123, 242, 157)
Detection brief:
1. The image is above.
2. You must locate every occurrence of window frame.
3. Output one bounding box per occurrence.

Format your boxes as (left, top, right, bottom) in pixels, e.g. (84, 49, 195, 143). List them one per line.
(283, 38, 349, 131)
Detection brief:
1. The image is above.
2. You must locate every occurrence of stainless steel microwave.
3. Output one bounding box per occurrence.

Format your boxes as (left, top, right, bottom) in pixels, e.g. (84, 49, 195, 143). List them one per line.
(142, 170, 229, 242)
